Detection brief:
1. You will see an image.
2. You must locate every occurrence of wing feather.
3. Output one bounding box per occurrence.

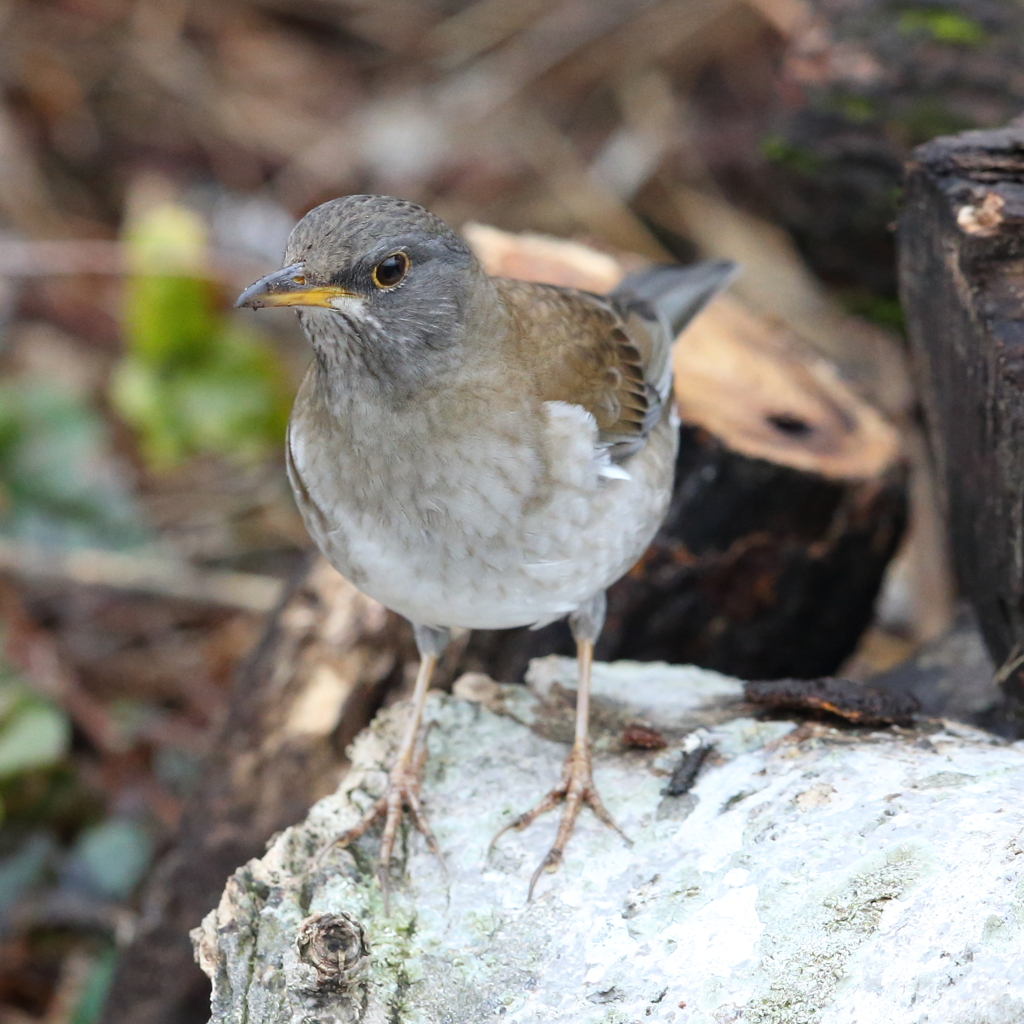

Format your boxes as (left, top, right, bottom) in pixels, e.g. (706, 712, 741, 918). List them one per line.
(494, 261, 736, 462)
(496, 280, 661, 461)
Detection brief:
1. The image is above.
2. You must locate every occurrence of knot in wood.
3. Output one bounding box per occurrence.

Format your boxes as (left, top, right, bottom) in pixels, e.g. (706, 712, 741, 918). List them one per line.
(956, 191, 1005, 236)
(296, 912, 369, 987)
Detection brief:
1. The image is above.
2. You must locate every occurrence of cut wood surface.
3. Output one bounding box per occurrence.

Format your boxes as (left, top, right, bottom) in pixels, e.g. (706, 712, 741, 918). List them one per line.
(193, 657, 1024, 1024)
(672, 295, 897, 481)
(466, 226, 907, 681)
(899, 124, 1024, 733)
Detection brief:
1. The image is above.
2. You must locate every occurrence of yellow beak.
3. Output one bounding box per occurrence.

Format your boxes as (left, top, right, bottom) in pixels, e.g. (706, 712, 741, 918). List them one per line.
(235, 264, 357, 309)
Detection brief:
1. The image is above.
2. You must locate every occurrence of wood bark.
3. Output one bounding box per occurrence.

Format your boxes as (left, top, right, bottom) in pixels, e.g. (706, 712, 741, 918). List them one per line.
(898, 123, 1024, 733)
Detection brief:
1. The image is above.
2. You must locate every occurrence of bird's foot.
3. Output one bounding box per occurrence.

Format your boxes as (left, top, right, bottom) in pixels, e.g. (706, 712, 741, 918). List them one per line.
(491, 739, 630, 899)
(317, 730, 443, 912)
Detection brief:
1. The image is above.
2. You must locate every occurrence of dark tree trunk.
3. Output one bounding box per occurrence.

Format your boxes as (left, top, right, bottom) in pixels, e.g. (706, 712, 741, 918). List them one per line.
(600, 427, 906, 675)
(898, 123, 1024, 734)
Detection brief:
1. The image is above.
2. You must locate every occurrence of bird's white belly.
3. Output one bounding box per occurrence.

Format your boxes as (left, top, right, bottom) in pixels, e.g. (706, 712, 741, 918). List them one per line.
(289, 402, 676, 630)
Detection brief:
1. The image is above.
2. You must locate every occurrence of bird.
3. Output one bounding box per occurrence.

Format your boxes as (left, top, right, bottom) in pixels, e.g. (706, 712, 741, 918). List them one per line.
(236, 195, 736, 902)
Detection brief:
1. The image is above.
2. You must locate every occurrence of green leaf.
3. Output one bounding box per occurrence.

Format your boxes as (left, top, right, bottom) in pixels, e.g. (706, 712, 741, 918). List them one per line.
(74, 818, 153, 899)
(71, 947, 118, 1024)
(0, 681, 21, 721)
(123, 274, 219, 368)
(112, 200, 291, 471)
(109, 358, 190, 470)
(124, 202, 207, 275)
(0, 382, 150, 549)
(0, 698, 70, 778)
(898, 9, 987, 46)
(759, 135, 824, 176)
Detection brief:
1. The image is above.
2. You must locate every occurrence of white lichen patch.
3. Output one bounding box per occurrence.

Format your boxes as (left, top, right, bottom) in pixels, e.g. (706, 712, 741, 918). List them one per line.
(193, 662, 1024, 1024)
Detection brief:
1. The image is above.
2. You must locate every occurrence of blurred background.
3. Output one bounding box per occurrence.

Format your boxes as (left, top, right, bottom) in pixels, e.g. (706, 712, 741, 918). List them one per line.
(0, 0, 1019, 1021)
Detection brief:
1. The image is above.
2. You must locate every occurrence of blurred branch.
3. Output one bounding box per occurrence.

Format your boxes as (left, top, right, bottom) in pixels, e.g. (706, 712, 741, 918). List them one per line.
(437, 0, 658, 112)
(742, 0, 814, 37)
(428, 0, 552, 70)
(0, 237, 271, 284)
(40, 952, 93, 1024)
(564, 0, 738, 81)
(0, 539, 283, 612)
(0, 101, 65, 236)
(509, 108, 670, 259)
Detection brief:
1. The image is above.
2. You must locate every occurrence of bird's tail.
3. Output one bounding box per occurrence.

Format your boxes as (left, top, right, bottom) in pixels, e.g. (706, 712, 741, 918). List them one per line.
(614, 259, 739, 338)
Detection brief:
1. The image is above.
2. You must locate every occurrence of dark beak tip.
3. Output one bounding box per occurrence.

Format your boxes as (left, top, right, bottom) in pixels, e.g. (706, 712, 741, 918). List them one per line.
(235, 263, 305, 310)
(235, 283, 267, 310)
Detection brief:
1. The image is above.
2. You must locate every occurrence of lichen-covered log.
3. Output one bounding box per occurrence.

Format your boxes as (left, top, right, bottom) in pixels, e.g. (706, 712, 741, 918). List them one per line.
(898, 124, 1024, 732)
(193, 658, 1024, 1024)
(105, 561, 412, 1024)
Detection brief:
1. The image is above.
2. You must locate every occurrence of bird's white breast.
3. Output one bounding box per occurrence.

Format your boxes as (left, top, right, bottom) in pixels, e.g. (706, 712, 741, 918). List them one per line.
(287, 391, 676, 631)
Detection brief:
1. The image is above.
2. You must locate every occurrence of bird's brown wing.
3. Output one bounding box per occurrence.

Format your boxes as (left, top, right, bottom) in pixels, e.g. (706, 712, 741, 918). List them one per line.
(496, 279, 670, 460)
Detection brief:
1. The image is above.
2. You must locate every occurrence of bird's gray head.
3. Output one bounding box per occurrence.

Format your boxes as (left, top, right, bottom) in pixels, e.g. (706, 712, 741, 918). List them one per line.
(236, 195, 485, 394)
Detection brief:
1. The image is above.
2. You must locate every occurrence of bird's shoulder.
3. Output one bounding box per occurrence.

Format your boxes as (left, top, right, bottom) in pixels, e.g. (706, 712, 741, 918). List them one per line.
(494, 278, 668, 456)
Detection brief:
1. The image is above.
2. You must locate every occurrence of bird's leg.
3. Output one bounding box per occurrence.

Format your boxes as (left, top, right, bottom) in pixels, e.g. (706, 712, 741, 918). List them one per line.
(490, 593, 629, 898)
(318, 623, 449, 911)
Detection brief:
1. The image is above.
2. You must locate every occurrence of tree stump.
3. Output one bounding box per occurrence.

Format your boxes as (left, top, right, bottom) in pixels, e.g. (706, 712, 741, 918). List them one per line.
(898, 123, 1024, 733)
(464, 228, 908, 681)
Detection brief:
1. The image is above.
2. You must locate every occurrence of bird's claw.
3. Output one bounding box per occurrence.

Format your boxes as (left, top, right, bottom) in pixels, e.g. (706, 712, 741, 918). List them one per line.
(315, 726, 444, 913)
(490, 740, 629, 899)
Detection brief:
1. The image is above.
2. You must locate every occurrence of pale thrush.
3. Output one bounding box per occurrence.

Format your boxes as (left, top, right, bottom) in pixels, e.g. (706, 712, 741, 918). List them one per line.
(237, 195, 736, 902)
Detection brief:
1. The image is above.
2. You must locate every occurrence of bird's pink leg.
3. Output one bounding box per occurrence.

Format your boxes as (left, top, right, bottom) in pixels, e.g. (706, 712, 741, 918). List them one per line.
(318, 651, 443, 912)
(491, 637, 630, 898)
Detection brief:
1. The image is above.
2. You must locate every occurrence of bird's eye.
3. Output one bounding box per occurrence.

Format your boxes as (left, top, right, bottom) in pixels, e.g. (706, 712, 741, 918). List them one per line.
(371, 252, 409, 289)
